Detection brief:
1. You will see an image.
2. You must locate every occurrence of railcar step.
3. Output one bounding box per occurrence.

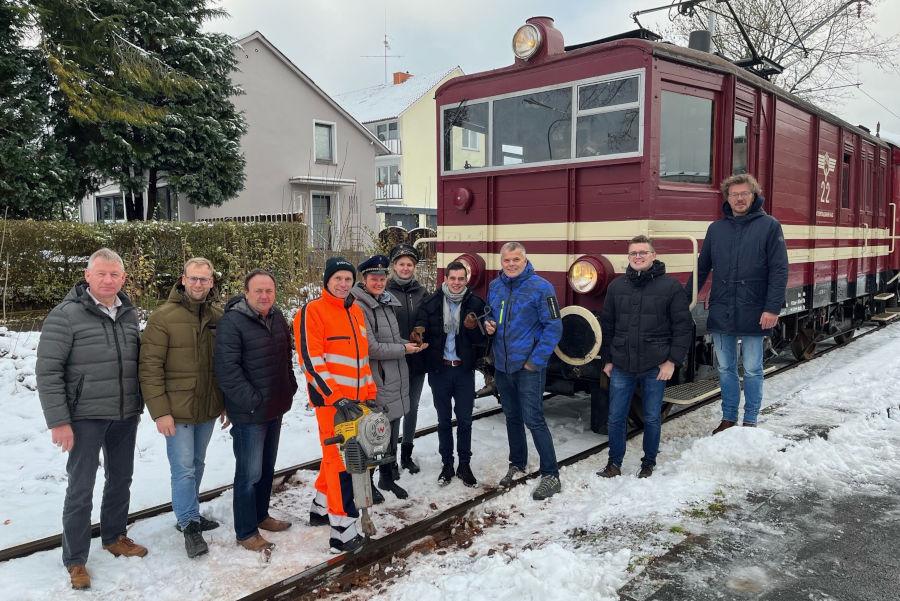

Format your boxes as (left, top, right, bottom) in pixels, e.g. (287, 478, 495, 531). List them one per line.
(664, 379, 720, 405)
(871, 312, 900, 323)
(886, 307, 900, 313)
(874, 292, 895, 301)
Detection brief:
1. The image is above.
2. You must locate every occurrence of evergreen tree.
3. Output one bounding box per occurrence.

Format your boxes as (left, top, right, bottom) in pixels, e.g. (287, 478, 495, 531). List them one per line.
(0, 1, 79, 219)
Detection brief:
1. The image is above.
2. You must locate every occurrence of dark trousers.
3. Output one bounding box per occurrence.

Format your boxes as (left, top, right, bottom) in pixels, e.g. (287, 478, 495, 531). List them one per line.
(379, 417, 402, 480)
(62, 417, 139, 567)
(428, 367, 475, 466)
(231, 417, 282, 541)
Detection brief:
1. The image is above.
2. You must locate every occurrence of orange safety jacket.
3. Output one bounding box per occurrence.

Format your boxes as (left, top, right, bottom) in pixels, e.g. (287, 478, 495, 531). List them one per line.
(295, 289, 377, 406)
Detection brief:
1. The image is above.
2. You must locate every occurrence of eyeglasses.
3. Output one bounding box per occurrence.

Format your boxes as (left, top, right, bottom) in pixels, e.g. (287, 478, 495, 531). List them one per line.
(185, 276, 212, 284)
(627, 250, 653, 258)
(728, 191, 753, 200)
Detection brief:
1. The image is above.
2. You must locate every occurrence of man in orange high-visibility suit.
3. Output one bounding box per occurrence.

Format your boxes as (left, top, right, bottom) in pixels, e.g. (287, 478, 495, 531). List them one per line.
(295, 257, 377, 554)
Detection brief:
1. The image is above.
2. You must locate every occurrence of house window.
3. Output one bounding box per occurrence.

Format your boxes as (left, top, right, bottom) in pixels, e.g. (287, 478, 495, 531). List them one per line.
(314, 121, 335, 163)
(95, 195, 125, 222)
(310, 193, 332, 250)
(376, 121, 399, 142)
(385, 212, 418, 230)
(153, 186, 179, 221)
(461, 128, 479, 150)
(659, 91, 714, 184)
(377, 164, 400, 185)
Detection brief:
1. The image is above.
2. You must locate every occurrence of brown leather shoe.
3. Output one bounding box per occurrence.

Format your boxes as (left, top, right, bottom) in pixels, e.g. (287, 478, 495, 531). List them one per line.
(596, 462, 621, 478)
(103, 535, 148, 558)
(712, 420, 736, 435)
(68, 565, 90, 590)
(258, 516, 292, 532)
(237, 534, 275, 553)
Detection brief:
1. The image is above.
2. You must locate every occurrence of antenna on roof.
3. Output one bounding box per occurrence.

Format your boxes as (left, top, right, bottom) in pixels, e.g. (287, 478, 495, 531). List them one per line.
(361, 4, 403, 84)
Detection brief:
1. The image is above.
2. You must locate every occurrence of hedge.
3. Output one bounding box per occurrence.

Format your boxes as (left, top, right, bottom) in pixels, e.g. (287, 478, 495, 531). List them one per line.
(0, 220, 328, 312)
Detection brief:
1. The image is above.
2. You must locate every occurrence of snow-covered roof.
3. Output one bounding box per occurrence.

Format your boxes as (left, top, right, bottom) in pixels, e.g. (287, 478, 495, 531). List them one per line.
(335, 67, 461, 124)
(233, 31, 390, 156)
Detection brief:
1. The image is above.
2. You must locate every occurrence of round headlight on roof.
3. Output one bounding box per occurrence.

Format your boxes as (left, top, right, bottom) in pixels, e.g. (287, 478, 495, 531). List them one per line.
(512, 23, 542, 60)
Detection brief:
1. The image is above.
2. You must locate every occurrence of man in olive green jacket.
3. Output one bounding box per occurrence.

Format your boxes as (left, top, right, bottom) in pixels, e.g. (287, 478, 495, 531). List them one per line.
(140, 257, 227, 558)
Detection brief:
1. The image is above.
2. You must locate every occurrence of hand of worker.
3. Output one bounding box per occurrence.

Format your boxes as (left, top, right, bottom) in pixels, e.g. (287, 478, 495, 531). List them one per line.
(484, 320, 497, 335)
(656, 360, 675, 381)
(603, 362, 613, 378)
(409, 326, 425, 345)
(219, 411, 231, 430)
(155, 414, 176, 437)
(51, 424, 75, 453)
(335, 398, 364, 421)
(759, 311, 779, 329)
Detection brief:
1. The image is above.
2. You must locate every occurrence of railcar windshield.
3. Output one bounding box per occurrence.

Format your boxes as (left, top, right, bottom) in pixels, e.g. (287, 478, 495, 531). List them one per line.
(442, 70, 643, 173)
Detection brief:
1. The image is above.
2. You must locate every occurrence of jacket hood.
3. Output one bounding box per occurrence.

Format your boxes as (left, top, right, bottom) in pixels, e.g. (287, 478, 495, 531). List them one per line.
(722, 194, 766, 220)
(350, 282, 401, 308)
(626, 260, 666, 287)
(499, 261, 536, 286)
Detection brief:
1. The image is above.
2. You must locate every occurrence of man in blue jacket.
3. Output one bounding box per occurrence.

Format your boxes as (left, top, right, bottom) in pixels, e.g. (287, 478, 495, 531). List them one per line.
(696, 174, 788, 434)
(485, 242, 563, 500)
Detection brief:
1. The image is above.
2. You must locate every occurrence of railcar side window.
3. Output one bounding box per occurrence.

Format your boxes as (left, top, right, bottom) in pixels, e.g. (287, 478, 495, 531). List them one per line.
(491, 88, 572, 166)
(443, 102, 489, 171)
(841, 152, 851, 209)
(732, 119, 748, 175)
(659, 91, 713, 184)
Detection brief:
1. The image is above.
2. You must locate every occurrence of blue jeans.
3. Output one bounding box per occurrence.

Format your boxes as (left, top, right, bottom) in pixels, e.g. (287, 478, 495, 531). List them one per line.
(495, 367, 558, 477)
(608, 367, 666, 468)
(428, 367, 475, 466)
(231, 417, 282, 541)
(712, 332, 764, 425)
(166, 419, 216, 528)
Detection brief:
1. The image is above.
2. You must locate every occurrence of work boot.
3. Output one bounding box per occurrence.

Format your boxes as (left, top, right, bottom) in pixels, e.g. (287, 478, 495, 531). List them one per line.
(237, 533, 275, 558)
(175, 515, 220, 532)
(329, 534, 365, 554)
(438, 463, 455, 485)
(258, 516, 292, 532)
(103, 535, 148, 558)
(638, 465, 654, 479)
(400, 443, 420, 474)
(183, 521, 209, 558)
(532, 475, 561, 501)
(390, 461, 401, 481)
(712, 420, 736, 435)
(498, 465, 525, 488)
(309, 512, 329, 527)
(67, 565, 90, 590)
(370, 471, 385, 504)
(378, 466, 409, 499)
(597, 461, 621, 478)
(455, 463, 478, 487)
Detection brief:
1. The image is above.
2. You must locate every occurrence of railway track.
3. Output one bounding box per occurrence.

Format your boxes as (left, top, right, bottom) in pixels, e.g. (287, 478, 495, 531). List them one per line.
(0, 405, 504, 562)
(232, 323, 890, 601)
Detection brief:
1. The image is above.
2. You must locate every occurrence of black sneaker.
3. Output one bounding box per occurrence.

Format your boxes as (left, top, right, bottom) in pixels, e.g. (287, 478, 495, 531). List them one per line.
(438, 463, 454, 486)
(456, 463, 477, 487)
(329, 534, 365, 555)
(597, 461, 621, 478)
(638, 465, 653, 479)
(175, 515, 220, 532)
(378, 477, 409, 499)
(532, 475, 561, 501)
(498, 465, 525, 488)
(183, 521, 209, 558)
(308, 512, 329, 527)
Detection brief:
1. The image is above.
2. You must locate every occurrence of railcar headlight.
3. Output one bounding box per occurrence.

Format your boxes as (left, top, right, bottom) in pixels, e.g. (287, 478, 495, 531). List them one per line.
(454, 253, 485, 287)
(512, 24, 542, 60)
(568, 259, 599, 293)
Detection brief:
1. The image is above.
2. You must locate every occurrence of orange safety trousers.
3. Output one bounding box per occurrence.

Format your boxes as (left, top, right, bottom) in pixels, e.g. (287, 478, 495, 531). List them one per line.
(295, 290, 377, 518)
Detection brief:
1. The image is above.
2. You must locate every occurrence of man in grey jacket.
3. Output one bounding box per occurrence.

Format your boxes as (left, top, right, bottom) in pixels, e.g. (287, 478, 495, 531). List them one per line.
(36, 248, 147, 591)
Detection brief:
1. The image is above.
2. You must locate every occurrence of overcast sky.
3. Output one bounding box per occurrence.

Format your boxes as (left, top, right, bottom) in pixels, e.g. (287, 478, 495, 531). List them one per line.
(210, 0, 900, 136)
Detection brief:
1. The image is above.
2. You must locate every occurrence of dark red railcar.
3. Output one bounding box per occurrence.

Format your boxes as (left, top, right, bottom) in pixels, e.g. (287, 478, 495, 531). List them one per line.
(431, 17, 900, 426)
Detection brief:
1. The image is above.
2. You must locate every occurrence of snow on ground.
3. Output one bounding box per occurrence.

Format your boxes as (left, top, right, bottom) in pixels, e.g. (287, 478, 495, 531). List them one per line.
(1, 324, 900, 600)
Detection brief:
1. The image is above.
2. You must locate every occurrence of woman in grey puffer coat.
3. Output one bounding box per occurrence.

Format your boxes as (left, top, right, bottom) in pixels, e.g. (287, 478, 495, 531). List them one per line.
(349, 255, 427, 500)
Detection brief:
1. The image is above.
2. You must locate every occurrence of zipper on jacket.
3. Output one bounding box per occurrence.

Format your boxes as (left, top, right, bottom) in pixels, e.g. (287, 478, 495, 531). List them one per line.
(111, 316, 125, 420)
(501, 287, 512, 373)
(72, 374, 85, 411)
(347, 308, 362, 401)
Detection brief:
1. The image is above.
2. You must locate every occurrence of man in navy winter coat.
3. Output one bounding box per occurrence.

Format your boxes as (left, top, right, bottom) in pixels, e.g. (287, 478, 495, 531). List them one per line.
(696, 174, 788, 433)
(485, 242, 563, 500)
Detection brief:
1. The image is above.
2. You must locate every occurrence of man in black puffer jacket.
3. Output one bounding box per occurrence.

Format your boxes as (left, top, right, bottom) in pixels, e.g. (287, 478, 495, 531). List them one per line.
(598, 236, 693, 479)
(214, 269, 298, 557)
(414, 261, 487, 486)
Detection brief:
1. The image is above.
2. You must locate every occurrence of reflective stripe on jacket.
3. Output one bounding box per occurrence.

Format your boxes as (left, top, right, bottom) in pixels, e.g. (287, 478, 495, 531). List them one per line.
(295, 290, 377, 406)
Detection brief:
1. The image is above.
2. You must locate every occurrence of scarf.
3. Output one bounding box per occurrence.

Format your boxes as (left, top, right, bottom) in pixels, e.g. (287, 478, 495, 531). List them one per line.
(391, 273, 415, 287)
(441, 282, 467, 335)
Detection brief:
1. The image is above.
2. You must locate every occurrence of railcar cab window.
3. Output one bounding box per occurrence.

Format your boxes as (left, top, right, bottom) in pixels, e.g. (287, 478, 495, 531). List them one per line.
(732, 118, 748, 175)
(441, 70, 644, 174)
(491, 88, 572, 165)
(443, 102, 489, 171)
(659, 91, 714, 184)
(575, 76, 640, 157)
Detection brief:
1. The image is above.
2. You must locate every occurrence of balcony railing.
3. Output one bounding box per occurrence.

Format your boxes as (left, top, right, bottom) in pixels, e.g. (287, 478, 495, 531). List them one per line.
(375, 183, 403, 200)
(380, 138, 401, 154)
